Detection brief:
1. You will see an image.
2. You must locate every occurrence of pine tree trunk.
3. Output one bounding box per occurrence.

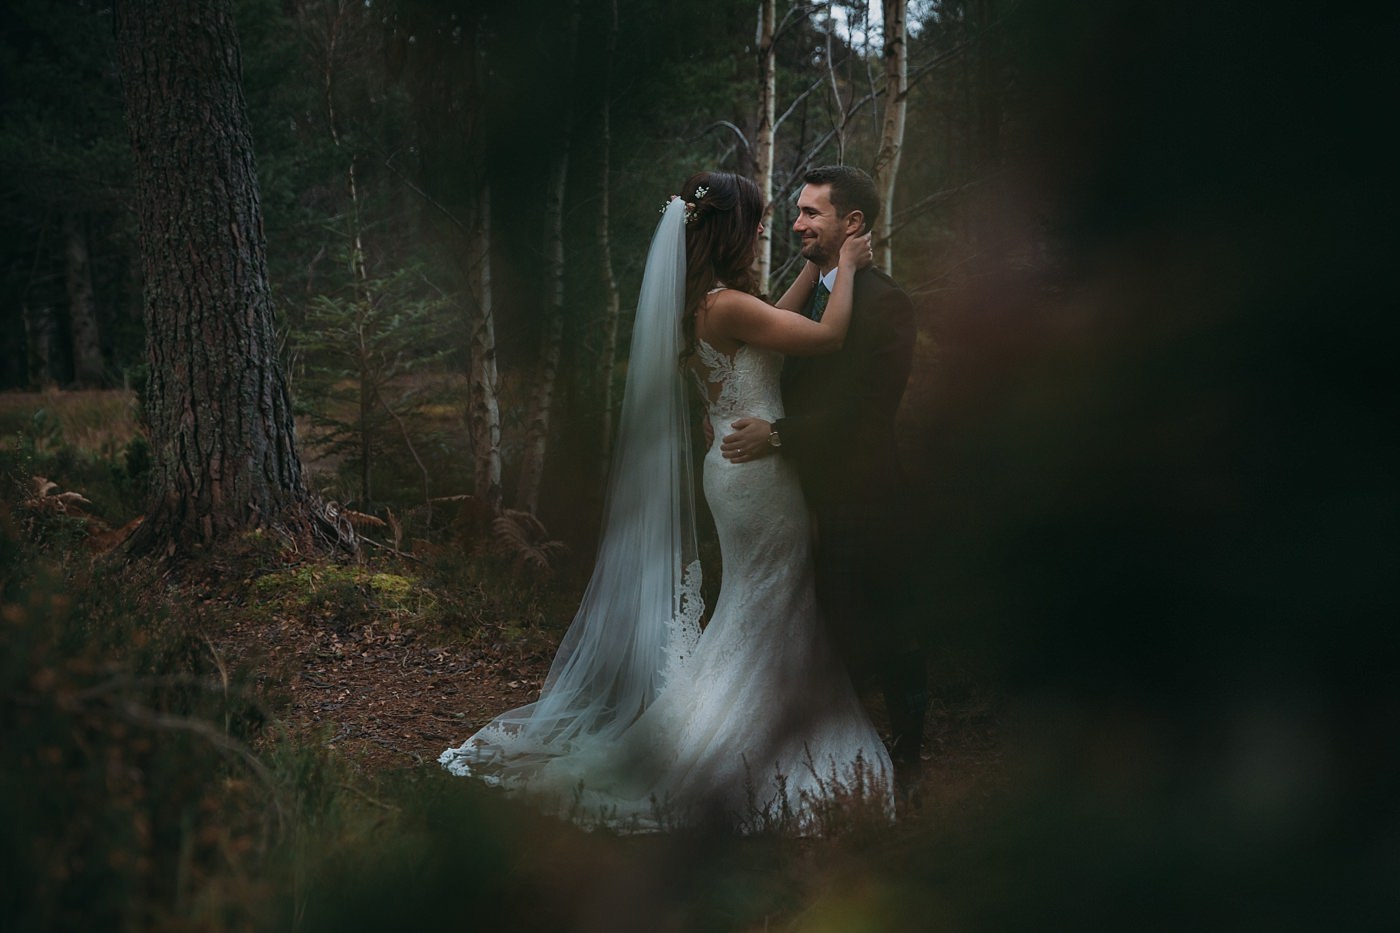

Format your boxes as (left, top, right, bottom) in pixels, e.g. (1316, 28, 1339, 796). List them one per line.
(873, 0, 909, 274)
(596, 0, 622, 476)
(63, 211, 105, 386)
(114, 0, 341, 559)
(754, 0, 776, 293)
(467, 188, 502, 514)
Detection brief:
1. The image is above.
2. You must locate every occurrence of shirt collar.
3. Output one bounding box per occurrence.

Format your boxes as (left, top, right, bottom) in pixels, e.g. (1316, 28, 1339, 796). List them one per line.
(818, 267, 839, 291)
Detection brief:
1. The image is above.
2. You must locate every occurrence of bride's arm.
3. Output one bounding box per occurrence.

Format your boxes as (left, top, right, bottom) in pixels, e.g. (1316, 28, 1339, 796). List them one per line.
(707, 233, 871, 357)
(773, 260, 821, 313)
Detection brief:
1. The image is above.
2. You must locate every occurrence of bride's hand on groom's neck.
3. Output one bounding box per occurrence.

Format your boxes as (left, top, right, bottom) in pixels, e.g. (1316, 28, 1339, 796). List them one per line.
(840, 232, 874, 271)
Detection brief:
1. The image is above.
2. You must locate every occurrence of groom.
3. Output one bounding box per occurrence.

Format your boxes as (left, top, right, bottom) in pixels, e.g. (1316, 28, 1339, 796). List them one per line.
(721, 165, 926, 771)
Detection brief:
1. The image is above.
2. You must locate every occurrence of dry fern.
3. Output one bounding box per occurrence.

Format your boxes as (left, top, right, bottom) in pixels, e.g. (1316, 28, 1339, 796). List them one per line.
(342, 509, 388, 530)
(385, 506, 403, 551)
(491, 508, 568, 578)
(21, 475, 94, 519)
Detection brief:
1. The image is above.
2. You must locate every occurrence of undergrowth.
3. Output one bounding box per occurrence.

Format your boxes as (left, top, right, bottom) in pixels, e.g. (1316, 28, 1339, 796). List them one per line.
(0, 391, 1015, 932)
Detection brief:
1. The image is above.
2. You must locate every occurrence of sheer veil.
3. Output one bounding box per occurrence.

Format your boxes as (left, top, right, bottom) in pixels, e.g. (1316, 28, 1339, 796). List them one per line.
(440, 196, 702, 780)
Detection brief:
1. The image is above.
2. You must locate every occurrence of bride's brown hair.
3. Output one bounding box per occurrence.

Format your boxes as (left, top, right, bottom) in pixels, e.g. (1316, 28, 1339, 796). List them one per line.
(677, 171, 764, 361)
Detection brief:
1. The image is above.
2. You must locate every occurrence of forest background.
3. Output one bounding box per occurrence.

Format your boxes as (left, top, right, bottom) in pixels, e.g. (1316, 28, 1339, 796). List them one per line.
(1, 0, 1394, 930)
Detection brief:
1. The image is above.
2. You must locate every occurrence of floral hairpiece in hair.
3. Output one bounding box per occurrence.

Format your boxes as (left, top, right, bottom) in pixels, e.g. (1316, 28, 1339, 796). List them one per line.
(659, 186, 710, 225)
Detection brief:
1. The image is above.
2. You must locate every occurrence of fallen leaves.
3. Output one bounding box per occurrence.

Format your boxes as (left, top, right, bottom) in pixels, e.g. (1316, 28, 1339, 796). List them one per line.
(217, 602, 548, 772)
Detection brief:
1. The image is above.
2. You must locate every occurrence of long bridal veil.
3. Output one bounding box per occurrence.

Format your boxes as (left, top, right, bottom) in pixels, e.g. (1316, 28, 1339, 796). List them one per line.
(440, 196, 702, 782)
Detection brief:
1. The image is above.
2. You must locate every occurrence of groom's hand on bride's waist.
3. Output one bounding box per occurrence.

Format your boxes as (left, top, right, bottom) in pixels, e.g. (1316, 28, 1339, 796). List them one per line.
(722, 418, 777, 463)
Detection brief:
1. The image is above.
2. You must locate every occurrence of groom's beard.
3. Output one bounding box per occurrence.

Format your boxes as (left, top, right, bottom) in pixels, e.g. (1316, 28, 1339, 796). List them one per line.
(799, 239, 833, 267)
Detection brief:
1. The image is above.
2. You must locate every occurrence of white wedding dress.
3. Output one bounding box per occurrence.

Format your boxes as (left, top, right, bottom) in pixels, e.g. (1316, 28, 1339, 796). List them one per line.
(439, 199, 890, 831)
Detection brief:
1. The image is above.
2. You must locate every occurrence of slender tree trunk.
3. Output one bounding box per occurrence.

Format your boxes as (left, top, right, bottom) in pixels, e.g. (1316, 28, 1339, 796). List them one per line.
(824, 11, 845, 162)
(63, 211, 105, 386)
(314, 0, 378, 505)
(23, 304, 55, 389)
(467, 187, 502, 514)
(516, 0, 579, 516)
(114, 0, 345, 559)
(596, 0, 622, 477)
(873, 0, 908, 274)
(754, 0, 776, 293)
(516, 152, 568, 515)
(357, 319, 373, 506)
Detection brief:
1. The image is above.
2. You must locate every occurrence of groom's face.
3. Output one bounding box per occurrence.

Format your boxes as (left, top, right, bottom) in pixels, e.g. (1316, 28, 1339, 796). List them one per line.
(794, 183, 857, 270)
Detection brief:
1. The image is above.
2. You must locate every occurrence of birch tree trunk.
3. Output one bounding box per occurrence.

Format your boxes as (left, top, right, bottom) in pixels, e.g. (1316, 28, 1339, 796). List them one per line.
(467, 187, 502, 514)
(596, 0, 622, 476)
(754, 0, 776, 293)
(64, 212, 105, 386)
(515, 0, 579, 516)
(873, 0, 909, 274)
(115, 0, 347, 560)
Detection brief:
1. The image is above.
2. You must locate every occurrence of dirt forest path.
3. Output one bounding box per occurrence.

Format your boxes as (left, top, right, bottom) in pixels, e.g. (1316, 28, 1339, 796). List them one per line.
(220, 609, 550, 773)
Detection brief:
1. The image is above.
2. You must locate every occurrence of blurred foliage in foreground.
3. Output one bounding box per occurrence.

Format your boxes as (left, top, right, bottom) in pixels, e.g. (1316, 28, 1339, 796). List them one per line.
(2, 1, 1397, 930)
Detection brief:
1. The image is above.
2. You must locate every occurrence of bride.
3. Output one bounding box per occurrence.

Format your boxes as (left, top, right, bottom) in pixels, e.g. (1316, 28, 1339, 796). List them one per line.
(440, 171, 891, 831)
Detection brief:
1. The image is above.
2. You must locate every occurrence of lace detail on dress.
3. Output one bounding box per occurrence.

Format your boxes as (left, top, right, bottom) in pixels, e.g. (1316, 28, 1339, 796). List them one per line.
(693, 339, 785, 423)
(660, 559, 704, 688)
(693, 338, 740, 415)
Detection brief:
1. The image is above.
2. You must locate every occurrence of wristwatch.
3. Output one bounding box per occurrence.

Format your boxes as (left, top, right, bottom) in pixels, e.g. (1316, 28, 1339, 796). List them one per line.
(768, 429, 783, 448)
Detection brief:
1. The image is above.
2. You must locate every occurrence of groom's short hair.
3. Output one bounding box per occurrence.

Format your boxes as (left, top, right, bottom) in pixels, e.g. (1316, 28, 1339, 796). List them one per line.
(804, 165, 880, 233)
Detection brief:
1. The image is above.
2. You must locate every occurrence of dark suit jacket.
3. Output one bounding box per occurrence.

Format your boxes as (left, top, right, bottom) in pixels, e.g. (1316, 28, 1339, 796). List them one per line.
(775, 266, 915, 522)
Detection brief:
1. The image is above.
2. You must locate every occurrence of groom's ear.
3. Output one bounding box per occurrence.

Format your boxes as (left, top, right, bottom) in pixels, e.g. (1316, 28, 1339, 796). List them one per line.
(844, 209, 867, 236)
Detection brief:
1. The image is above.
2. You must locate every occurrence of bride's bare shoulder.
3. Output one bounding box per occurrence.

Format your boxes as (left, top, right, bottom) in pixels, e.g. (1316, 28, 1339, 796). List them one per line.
(696, 289, 760, 352)
(703, 288, 774, 325)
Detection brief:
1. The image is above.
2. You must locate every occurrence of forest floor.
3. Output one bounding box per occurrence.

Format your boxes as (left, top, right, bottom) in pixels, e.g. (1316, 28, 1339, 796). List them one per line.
(6, 387, 1014, 928)
(3, 384, 1004, 818)
(217, 586, 548, 774)
(208, 561, 1004, 816)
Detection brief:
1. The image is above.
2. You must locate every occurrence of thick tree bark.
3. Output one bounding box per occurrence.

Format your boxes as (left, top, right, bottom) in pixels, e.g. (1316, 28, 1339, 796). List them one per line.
(63, 212, 105, 386)
(754, 0, 776, 293)
(873, 0, 909, 274)
(114, 0, 344, 559)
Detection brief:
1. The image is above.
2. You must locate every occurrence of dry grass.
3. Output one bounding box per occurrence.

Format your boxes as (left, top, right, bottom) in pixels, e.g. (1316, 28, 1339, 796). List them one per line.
(0, 388, 142, 457)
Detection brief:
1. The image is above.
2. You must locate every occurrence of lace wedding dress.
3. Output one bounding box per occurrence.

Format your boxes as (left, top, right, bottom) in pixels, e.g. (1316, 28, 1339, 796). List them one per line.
(439, 198, 890, 831)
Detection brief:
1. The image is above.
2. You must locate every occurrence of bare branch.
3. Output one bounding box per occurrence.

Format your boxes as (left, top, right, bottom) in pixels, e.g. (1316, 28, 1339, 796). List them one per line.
(889, 179, 982, 237)
(382, 153, 470, 238)
(696, 121, 752, 161)
(773, 72, 829, 135)
(774, 1, 817, 41)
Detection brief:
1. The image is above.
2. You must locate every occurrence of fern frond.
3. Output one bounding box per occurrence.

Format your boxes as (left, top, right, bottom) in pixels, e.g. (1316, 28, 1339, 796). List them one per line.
(343, 509, 388, 530)
(491, 508, 569, 579)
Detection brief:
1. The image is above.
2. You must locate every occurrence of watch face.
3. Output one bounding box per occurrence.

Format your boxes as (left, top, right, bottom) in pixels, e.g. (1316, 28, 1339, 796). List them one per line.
(769, 432, 782, 447)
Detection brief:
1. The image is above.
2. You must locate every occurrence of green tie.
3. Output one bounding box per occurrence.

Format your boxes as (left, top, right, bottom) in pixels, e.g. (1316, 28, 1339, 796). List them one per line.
(810, 281, 831, 321)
